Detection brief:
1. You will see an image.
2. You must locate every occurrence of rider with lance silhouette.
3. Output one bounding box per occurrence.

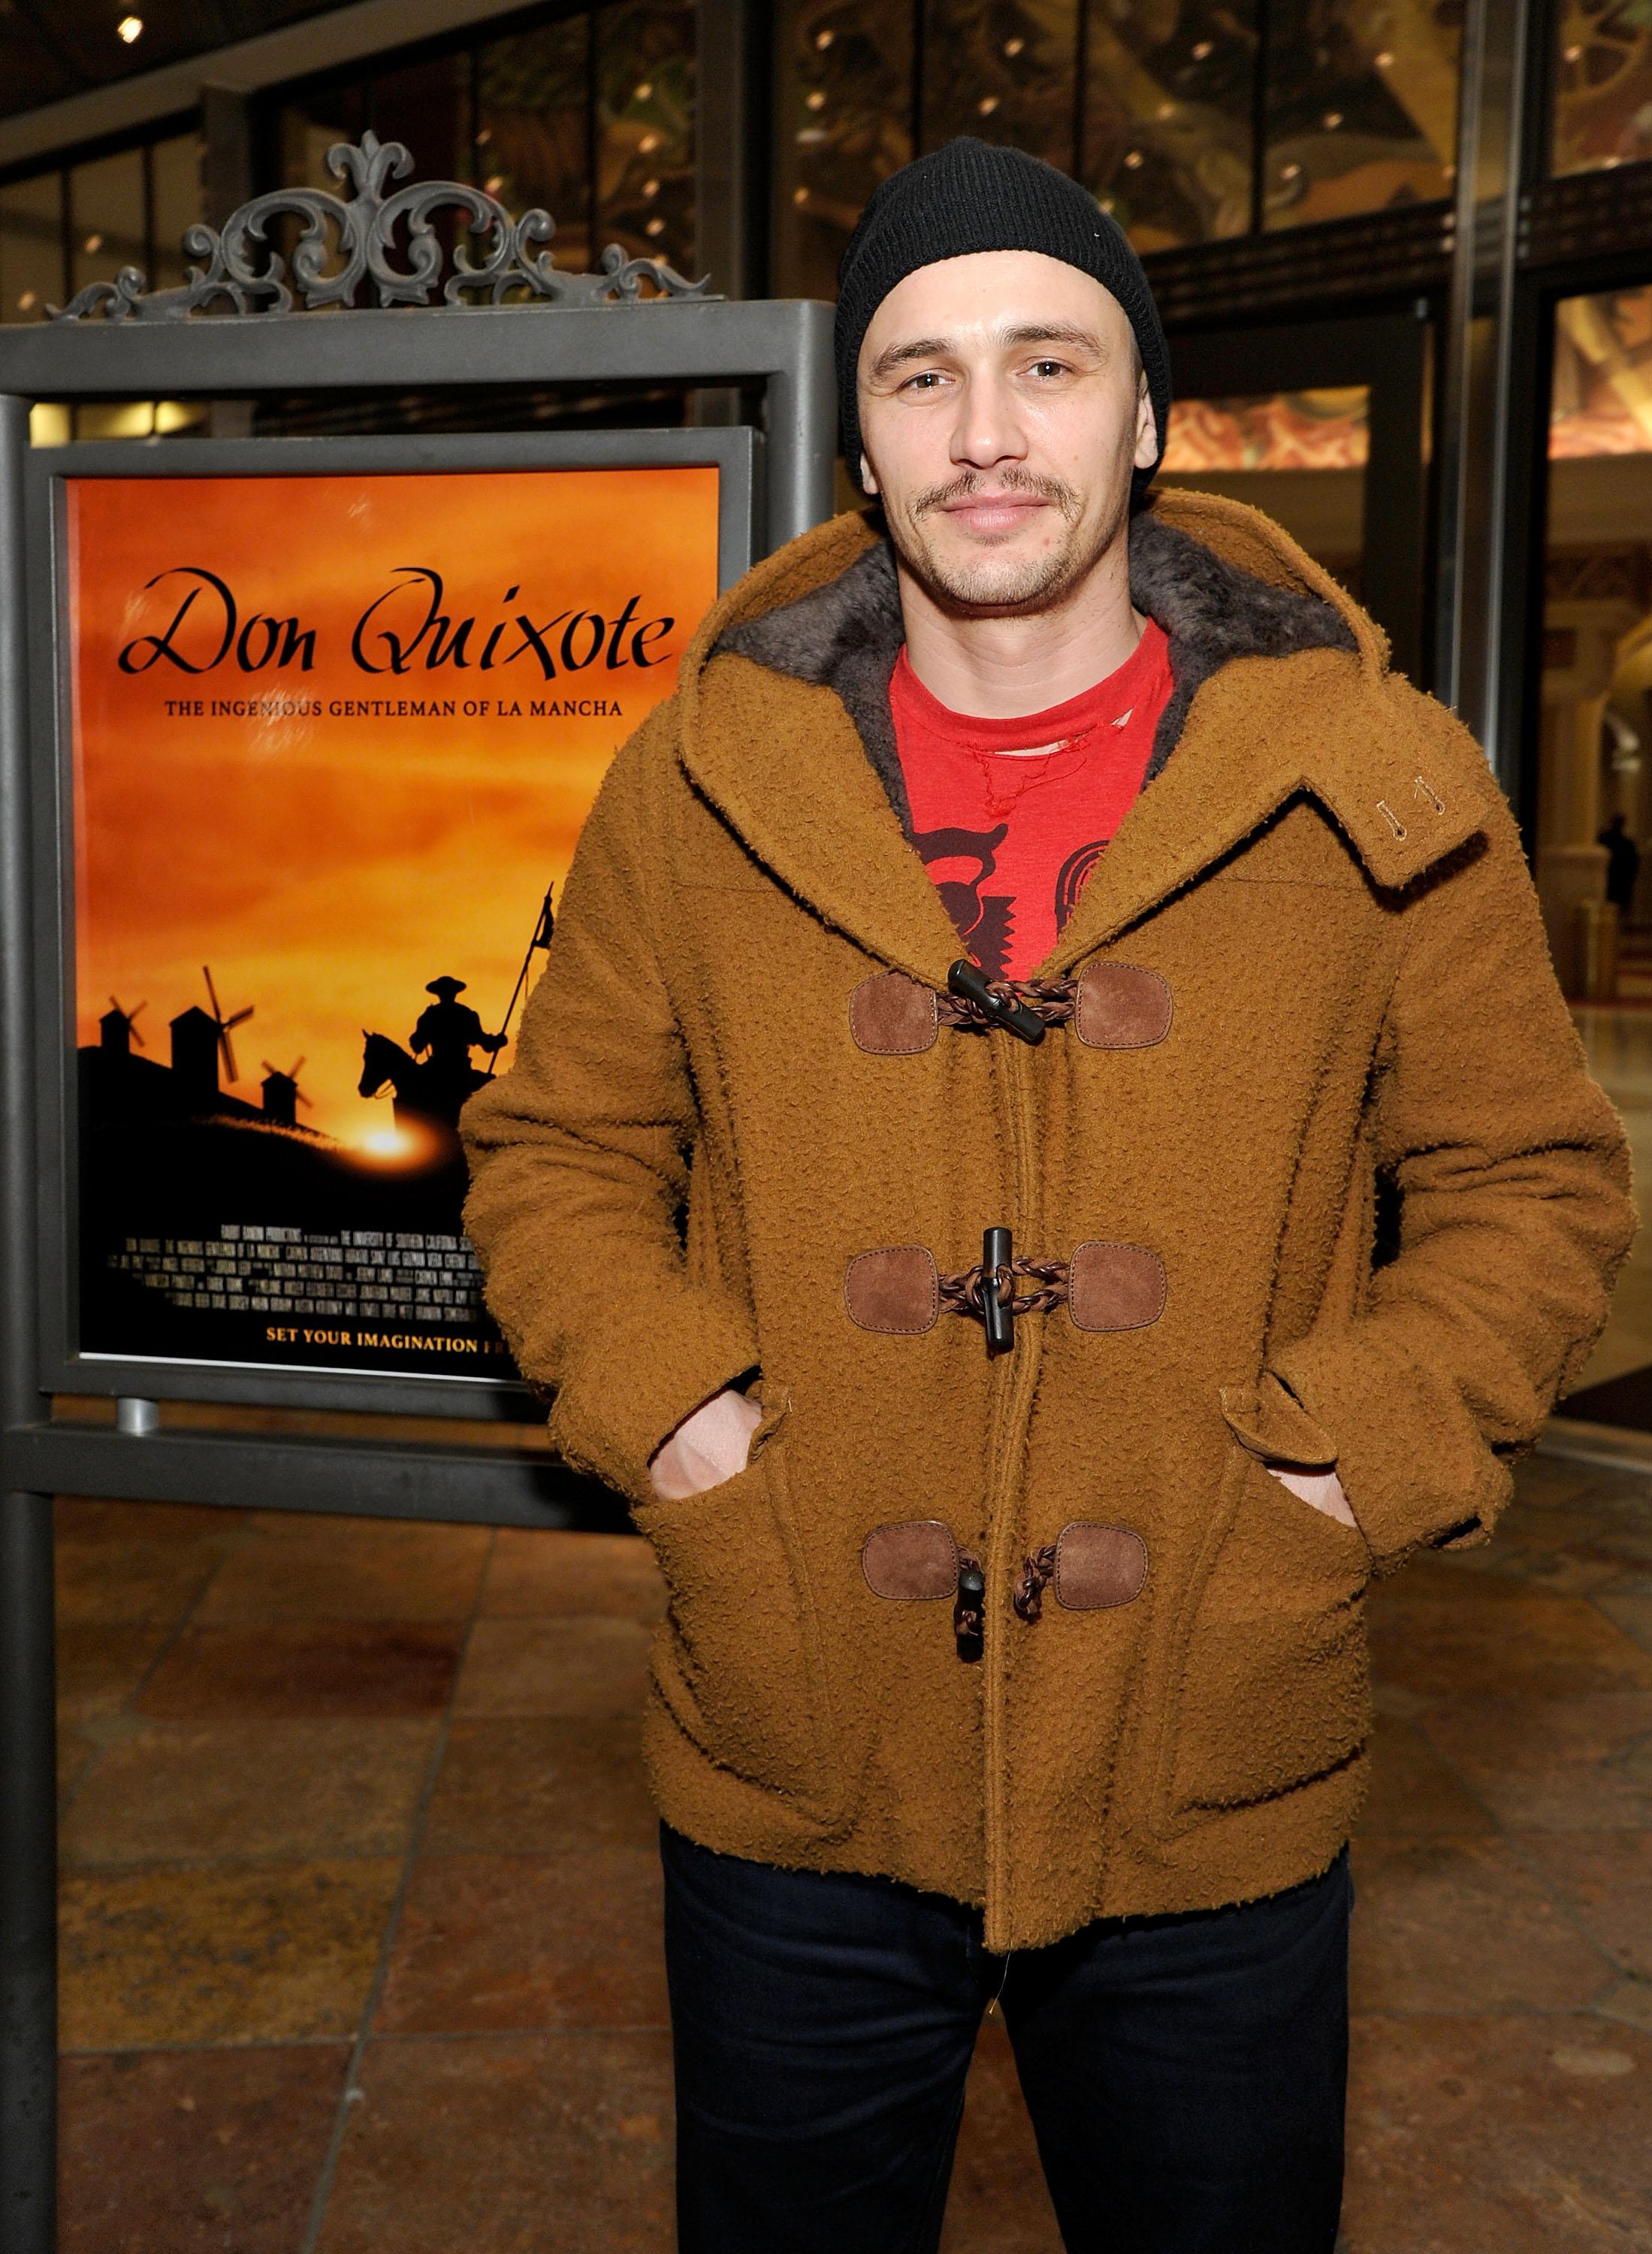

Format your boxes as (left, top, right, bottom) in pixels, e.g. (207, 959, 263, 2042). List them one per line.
(409, 976, 505, 1124)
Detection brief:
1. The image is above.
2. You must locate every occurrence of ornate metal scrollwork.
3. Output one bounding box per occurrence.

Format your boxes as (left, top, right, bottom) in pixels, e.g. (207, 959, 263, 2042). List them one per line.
(51, 131, 714, 322)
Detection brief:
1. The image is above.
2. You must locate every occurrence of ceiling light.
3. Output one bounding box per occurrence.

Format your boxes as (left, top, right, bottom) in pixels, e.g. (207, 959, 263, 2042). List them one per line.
(645, 216, 665, 236)
(1375, 49, 1394, 67)
(1191, 39, 1213, 59)
(793, 185, 809, 204)
(815, 28, 833, 47)
(116, 14, 143, 41)
(1323, 110, 1342, 128)
(485, 174, 504, 195)
(83, 232, 103, 252)
(17, 290, 34, 310)
(642, 177, 659, 196)
(1157, 101, 1174, 119)
(635, 82, 653, 101)
(639, 131, 660, 153)
(977, 95, 999, 116)
(1282, 161, 1301, 180)
(474, 126, 491, 146)
(1124, 149, 1143, 169)
(806, 89, 826, 110)
(1004, 36, 1023, 55)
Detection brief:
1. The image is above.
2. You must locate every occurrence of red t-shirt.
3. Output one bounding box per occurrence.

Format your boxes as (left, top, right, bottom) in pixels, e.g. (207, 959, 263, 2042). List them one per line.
(889, 620, 1172, 980)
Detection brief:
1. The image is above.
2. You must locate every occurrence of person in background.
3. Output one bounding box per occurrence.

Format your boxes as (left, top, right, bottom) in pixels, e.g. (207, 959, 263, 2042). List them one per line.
(1599, 811, 1641, 916)
(462, 138, 1635, 2254)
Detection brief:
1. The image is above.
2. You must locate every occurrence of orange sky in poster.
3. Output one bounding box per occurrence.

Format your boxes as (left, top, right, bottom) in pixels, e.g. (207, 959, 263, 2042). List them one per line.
(70, 464, 719, 1142)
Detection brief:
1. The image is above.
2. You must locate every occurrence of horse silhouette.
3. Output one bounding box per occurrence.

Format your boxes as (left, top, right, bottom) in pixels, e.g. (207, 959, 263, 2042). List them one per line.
(358, 1030, 485, 1135)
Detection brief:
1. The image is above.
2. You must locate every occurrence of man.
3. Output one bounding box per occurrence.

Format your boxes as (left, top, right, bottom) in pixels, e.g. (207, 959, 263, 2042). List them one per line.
(1599, 811, 1640, 916)
(409, 974, 505, 1122)
(410, 975, 506, 1075)
(461, 140, 1633, 2254)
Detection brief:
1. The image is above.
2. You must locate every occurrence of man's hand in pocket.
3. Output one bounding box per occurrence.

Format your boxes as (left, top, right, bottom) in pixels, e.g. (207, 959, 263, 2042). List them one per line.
(1266, 1464, 1358, 1528)
(648, 1386, 763, 1502)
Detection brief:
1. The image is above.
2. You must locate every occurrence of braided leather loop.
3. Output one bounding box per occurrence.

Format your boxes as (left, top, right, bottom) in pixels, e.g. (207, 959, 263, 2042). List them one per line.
(953, 1552, 985, 1643)
(1013, 1543, 1059, 1624)
(938, 1256, 1070, 1322)
(937, 974, 1076, 1033)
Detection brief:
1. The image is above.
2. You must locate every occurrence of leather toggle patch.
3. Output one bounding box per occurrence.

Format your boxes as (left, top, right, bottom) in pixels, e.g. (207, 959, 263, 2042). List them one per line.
(1074, 962, 1173, 1049)
(861, 1518, 959, 1600)
(844, 1245, 941, 1333)
(1054, 1521, 1149, 1609)
(849, 972, 940, 1055)
(1067, 1240, 1167, 1331)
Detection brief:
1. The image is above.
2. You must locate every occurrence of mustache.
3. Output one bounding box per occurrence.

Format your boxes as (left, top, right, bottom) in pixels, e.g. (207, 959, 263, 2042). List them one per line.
(910, 467, 1083, 524)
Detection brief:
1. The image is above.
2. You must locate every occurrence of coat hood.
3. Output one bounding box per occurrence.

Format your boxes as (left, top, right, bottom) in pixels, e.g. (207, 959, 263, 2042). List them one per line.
(672, 489, 1493, 984)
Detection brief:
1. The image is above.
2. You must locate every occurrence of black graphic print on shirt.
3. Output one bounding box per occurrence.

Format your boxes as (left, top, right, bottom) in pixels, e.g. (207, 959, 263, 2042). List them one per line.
(1053, 839, 1108, 935)
(911, 820, 1014, 978)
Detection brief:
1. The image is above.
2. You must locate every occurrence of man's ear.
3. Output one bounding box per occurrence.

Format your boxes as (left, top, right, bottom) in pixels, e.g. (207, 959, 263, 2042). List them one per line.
(1132, 371, 1158, 470)
(859, 449, 879, 497)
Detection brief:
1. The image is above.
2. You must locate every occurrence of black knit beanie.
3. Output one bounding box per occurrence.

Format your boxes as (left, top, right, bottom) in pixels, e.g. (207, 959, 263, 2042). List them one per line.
(835, 137, 1172, 497)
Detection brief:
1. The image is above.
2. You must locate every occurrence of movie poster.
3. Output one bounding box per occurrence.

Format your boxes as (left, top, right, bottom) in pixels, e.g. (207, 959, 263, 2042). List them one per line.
(68, 464, 720, 1380)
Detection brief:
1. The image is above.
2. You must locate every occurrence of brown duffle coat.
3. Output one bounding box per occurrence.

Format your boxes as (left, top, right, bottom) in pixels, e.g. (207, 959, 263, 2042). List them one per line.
(461, 490, 1635, 1953)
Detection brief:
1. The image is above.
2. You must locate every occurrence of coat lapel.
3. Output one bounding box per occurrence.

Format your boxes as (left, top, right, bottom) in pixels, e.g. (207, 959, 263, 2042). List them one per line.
(679, 651, 965, 982)
(1043, 654, 1309, 968)
(1043, 650, 1491, 968)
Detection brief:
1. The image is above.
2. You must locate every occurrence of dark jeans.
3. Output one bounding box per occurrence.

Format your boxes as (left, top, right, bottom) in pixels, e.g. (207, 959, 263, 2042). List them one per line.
(661, 1820, 1352, 2254)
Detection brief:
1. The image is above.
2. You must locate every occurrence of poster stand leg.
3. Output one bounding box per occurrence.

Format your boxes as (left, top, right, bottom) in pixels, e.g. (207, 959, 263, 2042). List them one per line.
(0, 1491, 56, 2254)
(0, 385, 55, 2247)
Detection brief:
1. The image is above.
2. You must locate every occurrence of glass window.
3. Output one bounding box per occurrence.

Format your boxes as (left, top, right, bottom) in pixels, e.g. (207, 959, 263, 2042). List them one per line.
(370, 54, 471, 184)
(1263, 0, 1459, 231)
(367, 54, 473, 271)
(277, 84, 369, 192)
(1551, 286, 1652, 458)
(476, 14, 593, 272)
(149, 132, 204, 291)
(1086, 1, 1256, 251)
(68, 148, 147, 297)
(1158, 386, 1368, 592)
(920, 0, 1079, 169)
(1552, 1, 1652, 176)
(1534, 281, 1652, 1427)
(0, 171, 62, 321)
(775, 1, 915, 301)
(596, 0, 696, 273)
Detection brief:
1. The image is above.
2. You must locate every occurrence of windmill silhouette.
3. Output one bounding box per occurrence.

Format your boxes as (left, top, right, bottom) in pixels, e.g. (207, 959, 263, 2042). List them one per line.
(169, 965, 254, 1109)
(201, 966, 253, 1082)
(260, 1056, 311, 1130)
(99, 995, 146, 1056)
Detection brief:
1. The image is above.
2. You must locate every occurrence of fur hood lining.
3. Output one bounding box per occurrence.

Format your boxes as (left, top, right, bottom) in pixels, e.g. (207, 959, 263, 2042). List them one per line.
(715, 511, 1358, 837)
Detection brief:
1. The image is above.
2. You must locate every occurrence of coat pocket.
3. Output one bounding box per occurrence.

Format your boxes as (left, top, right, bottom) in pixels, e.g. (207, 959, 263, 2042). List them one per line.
(1163, 1440, 1372, 1821)
(630, 1419, 833, 1806)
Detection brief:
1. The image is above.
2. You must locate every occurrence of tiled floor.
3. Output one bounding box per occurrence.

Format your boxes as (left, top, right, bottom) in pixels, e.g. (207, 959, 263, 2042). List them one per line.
(54, 1457, 1652, 2252)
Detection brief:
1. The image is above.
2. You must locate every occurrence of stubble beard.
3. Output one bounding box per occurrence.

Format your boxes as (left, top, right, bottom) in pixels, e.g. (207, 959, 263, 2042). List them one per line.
(884, 463, 1132, 620)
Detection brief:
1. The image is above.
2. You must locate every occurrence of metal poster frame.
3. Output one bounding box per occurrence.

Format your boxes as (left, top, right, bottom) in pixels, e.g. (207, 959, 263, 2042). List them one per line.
(31, 425, 757, 1425)
(0, 134, 835, 2250)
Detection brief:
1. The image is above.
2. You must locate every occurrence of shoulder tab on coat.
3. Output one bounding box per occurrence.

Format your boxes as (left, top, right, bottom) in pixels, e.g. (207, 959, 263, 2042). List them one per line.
(1303, 672, 1496, 892)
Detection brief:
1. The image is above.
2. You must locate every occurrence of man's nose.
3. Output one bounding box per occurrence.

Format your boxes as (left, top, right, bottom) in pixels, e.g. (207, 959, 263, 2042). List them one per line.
(950, 373, 1028, 472)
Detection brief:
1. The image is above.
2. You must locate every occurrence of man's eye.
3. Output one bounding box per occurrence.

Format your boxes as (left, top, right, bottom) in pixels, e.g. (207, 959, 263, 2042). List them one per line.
(1028, 359, 1068, 379)
(902, 370, 945, 391)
